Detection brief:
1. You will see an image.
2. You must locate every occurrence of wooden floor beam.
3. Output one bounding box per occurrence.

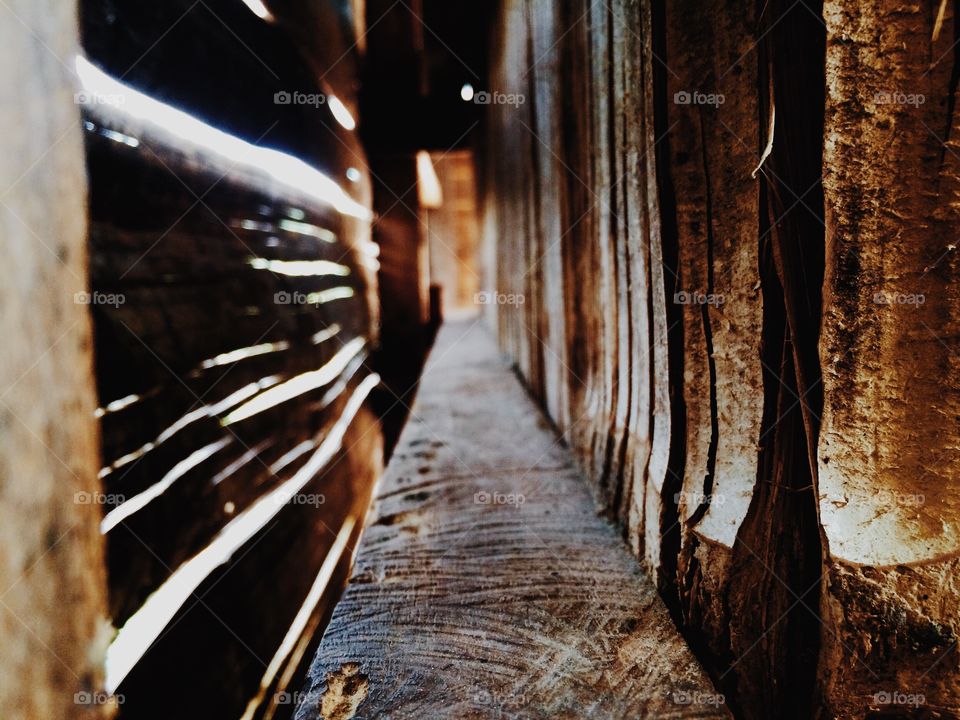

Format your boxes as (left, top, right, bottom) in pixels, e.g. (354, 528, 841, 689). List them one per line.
(295, 319, 727, 719)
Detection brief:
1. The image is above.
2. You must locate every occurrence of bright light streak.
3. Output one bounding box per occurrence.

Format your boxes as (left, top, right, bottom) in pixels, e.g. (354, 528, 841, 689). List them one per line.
(100, 128, 140, 148)
(199, 341, 290, 369)
(313, 352, 365, 414)
(75, 57, 369, 219)
(304, 287, 355, 305)
(310, 324, 341, 346)
(95, 393, 141, 418)
(100, 438, 232, 533)
(237, 219, 276, 233)
(239, 518, 356, 720)
(268, 440, 316, 475)
(278, 219, 336, 243)
(104, 375, 379, 694)
(417, 151, 443, 209)
(240, 0, 275, 21)
(247, 258, 350, 277)
(100, 443, 154, 477)
(211, 440, 273, 486)
(99, 378, 280, 478)
(327, 95, 357, 131)
(155, 406, 210, 446)
(223, 338, 365, 425)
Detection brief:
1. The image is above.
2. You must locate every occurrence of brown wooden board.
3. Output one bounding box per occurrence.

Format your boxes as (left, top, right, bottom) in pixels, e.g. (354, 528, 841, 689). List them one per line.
(295, 321, 728, 720)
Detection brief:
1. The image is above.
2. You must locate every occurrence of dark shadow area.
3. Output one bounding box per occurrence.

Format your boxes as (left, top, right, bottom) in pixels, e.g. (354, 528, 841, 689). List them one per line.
(77, 0, 493, 716)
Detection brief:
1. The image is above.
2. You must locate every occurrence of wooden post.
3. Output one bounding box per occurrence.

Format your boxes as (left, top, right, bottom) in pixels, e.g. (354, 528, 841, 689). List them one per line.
(818, 0, 960, 712)
(0, 1, 111, 717)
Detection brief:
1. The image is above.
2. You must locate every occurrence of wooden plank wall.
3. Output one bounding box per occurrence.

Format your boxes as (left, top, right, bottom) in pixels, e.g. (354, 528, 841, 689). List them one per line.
(81, 84, 383, 720)
(483, 0, 960, 717)
(76, 2, 388, 717)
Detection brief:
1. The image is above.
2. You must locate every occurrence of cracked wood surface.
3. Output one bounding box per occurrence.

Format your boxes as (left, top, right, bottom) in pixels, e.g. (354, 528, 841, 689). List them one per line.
(482, 0, 960, 716)
(296, 320, 727, 719)
(817, 0, 960, 713)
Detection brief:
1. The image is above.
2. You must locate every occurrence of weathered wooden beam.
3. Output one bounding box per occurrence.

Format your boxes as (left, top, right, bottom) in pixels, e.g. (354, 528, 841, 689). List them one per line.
(818, 0, 960, 713)
(295, 321, 728, 719)
(0, 1, 110, 717)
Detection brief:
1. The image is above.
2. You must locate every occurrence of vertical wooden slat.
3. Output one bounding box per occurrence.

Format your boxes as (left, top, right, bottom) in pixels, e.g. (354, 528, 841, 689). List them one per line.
(818, 0, 960, 713)
(484, 0, 960, 715)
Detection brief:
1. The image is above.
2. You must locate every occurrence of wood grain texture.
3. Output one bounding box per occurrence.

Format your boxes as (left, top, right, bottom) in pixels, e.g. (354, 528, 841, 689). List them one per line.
(296, 320, 728, 719)
(481, 0, 960, 716)
(661, 1, 769, 704)
(0, 2, 110, 717)
(818, 0, 960, 713)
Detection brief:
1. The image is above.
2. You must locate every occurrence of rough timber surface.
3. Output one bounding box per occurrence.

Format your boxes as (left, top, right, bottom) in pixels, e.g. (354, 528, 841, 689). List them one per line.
(296, 320, 727, 719)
